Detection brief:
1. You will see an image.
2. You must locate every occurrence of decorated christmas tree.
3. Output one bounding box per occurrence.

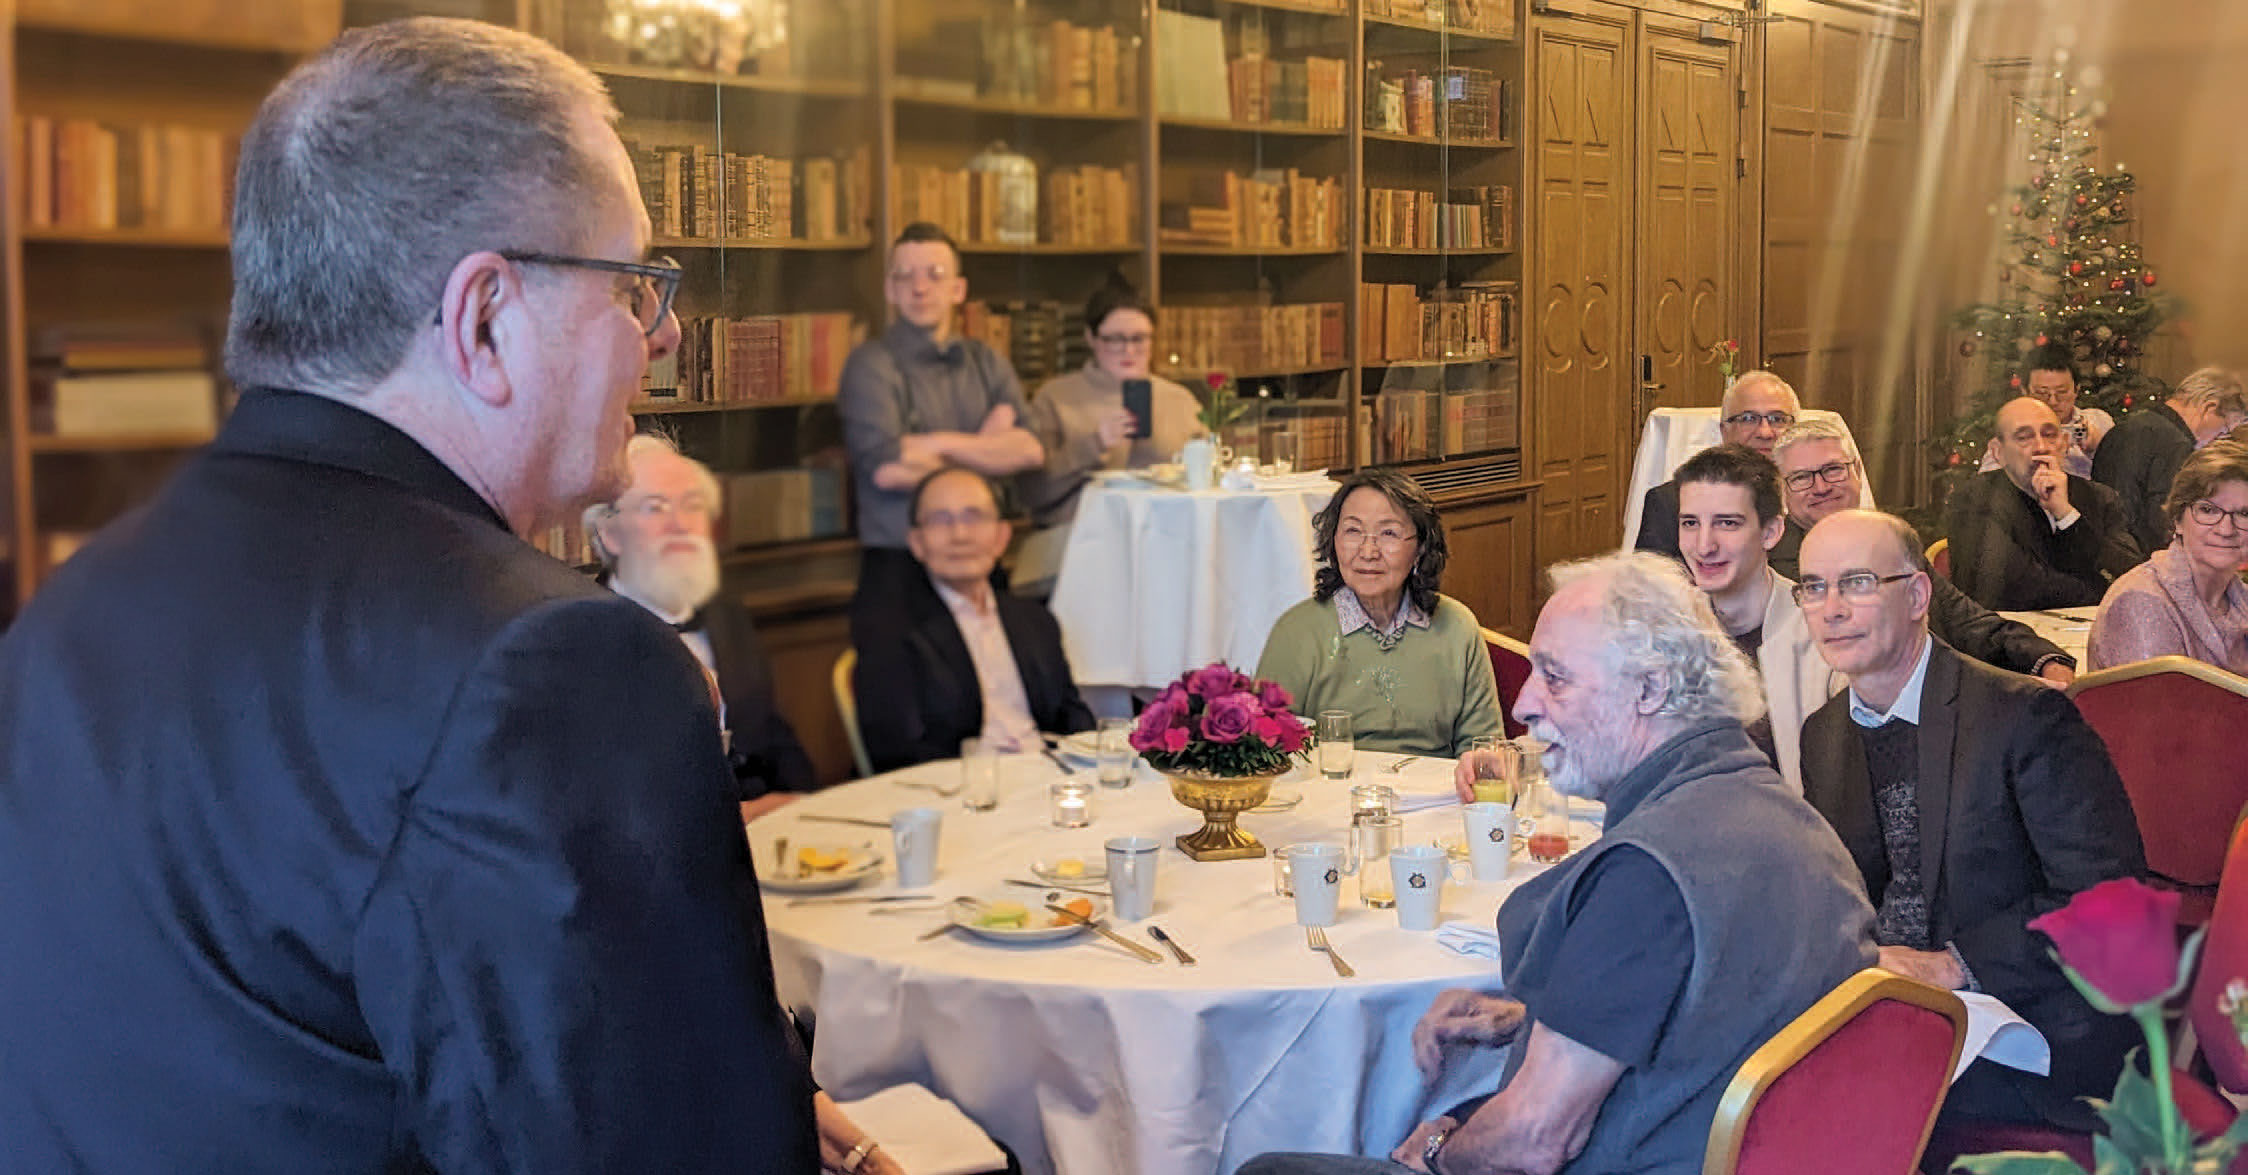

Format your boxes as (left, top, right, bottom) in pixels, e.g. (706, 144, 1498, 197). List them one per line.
(1935, 80, 2171, 504)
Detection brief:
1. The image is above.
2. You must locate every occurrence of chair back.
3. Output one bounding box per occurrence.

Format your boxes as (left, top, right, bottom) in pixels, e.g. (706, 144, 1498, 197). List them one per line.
(1480, 627, 1530, 738)
(2190, 815, 2248, 1094)
(833, 648, 872, 779)
(1704, 968, 1965, 1175)
(2067, 657, 2248, 901)
(1926, 537, 1950, 578)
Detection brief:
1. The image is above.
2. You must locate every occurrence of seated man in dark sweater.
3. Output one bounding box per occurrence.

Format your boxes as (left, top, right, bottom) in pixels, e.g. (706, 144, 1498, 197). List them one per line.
(1948, 397, 2142, 610)
(1241, 552, 1875, 1175)
(1796, 509, 2145, 1132)
(856, 466, 1095, 771)
(1772, 418, 2077, 685)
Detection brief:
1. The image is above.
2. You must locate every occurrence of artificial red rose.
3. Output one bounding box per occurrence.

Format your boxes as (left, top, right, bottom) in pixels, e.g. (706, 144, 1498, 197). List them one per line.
(1201, 693, 1259, 744)
(1130, 697, 1185, 753)
(1154, 682, 1189, 711)
(1186, 663, 1239, 700)
(2027, 878, 2183, 1008)
(1275, 718, 1309, 753)
(1160, 726, 1190, 754)
(1206, 371, 1229, 392)
(1257, 680, 1293, 711)
(1251, 716, 1286, 747)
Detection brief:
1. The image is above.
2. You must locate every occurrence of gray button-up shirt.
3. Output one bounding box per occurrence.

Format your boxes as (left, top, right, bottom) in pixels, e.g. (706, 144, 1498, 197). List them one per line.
(837, 320, 1028, 548)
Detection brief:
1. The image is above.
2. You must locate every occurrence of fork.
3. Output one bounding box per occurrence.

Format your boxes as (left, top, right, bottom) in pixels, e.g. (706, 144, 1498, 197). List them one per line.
(1389, 755, 1420, 772)
(1306, 926, 1355, 978)
(896, 778, 963, 798)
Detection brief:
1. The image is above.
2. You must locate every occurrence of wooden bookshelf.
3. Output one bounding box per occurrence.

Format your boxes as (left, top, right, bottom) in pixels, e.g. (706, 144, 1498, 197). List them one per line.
(1204, 0, 1351, 17)
(1364, 246, 1514, 256)
(1362, 129, 1512, 150)
(28, 431, 214, 453)
(588, 62, 869, 99)
(22, 226, 232, 249)
(1362, 12, 1514, 43)
(891, 83, 1141, 123)
(956, 242, 1144, 256)
(652, 236, 874, 252)
(1158, 115, 1342, 138)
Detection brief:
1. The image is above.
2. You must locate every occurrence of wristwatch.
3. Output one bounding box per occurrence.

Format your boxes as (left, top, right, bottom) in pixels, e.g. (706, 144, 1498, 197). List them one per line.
(1422, 1127, 1452, 1173)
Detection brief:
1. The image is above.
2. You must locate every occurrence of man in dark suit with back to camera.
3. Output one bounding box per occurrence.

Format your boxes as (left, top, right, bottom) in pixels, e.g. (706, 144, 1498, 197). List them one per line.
(1795, 509, 2145, 1133)
(2091, 366, 2248, 554)
(1948, 396, 2142, 610)
(859, 465, 1095, 772)
(0, 18, 894, 1175)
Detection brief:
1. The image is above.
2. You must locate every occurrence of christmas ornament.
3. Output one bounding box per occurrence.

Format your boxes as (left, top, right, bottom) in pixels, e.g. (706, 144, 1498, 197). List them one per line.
(2075, 194, 2089, 207)
(2110, 278, 2128, 291)
(2143, 271, 2158, 287)
(2032, 172, 2050, 189)
(2095, 363, 2113, 377)
(2011, 373, 2025, 386)
(2036, 334, 2049, 345)
(1948, 452, 1963, 467)
(2068, 262, 2084, 276)
(2093, 325, 2113, 341)
(2123, 395, 2134, 408)
(1960, 340, 1977, 357)
(2065, 218, 2079, 230)
(2046, 234, 2060, 247)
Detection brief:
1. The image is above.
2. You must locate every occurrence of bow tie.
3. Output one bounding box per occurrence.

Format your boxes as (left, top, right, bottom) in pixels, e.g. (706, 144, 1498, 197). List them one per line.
(673, 609, 708, 634)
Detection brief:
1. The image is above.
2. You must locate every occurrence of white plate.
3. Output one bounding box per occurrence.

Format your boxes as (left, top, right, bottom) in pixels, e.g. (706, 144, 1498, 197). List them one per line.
(1031, 856, 1108, 883)
(948, 893, 1108, 942)
(759, 844, 884, 894)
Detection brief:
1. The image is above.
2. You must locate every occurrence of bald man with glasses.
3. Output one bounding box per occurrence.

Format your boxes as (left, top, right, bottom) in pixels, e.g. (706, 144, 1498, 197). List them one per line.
(1632, 372, 1801, 558)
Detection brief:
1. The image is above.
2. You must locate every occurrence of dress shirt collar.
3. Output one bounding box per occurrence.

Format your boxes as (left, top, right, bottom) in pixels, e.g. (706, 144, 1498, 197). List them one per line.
(1848, 635, 1933, 727)
(884, 318, 964, 365)
(932, 577, 997, 620)
(1335, 585, 1430, 642)
(213, 387, 507, 532)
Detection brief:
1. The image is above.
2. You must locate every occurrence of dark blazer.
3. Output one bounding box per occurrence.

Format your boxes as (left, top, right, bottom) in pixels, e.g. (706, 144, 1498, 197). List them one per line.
(2090, 402, 2195, 555)
(1632, 478, 1683, 557)
(1773, 546, 2072, 676)
(0, 390, 817, 1173)
(702, 597, 819, 797)
(1799, 640, 2146, 1128)
(1947, 469, 2142, 610)
(858, 575, 1096, 772)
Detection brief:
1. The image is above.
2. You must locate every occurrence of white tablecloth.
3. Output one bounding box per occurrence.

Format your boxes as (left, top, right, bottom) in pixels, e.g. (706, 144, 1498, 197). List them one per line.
(758, 756, 1599, 1175)
(1048, 475, 1338, 689)
(1622, 408, 1874, 546)
(1999, 606, 2096, 669)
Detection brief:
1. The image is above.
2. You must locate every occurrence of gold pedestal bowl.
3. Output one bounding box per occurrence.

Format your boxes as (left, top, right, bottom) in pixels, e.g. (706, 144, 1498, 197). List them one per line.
(1165, 768, 1285, 861)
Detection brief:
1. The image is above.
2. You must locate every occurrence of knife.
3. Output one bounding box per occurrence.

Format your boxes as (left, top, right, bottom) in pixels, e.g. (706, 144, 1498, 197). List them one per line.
(1147, 924, 1198, 966)
(1041, 747, 1080, 775)
(917, 921, 960, 941)
(788, 894, 938, 907)
(1045, 903, 1163, 964)
(799, 814, 891, 829)
(1004, 877, 1108, 897)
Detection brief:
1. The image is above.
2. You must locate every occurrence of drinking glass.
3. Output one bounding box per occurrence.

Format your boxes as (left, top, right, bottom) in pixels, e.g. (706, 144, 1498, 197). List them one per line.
(1048, 779, 1094, 828)
(1518, 771, 1573, 864)
(1095, 718, 1134, 788)
(1318, 711, 1355, 780)
(1350, 815, 1403, 908)
(1269, 431, 1300, 475)
(1349, 783, 1398, 825)
(1465, 736, 1520, 806)
(959, 739, 1000, 812)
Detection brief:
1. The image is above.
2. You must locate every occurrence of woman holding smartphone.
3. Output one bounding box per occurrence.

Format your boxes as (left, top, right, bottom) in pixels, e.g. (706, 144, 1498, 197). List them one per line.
(1019, 279, 1205, 532)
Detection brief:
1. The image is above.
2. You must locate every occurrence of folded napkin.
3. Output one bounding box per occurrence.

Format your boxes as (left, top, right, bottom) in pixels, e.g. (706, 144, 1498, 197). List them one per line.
(1436, 920, 1502, 961)
(1955, 992, 2051, 1081)
(1393, 789, 1459, 815)
(834, 1083, 1009, 1175)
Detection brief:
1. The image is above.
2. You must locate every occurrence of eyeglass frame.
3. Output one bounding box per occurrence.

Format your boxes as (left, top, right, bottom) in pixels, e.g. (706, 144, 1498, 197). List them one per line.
(430, 251, 683, 337)
(1094, 332, 1154, 348)
(1335, 523, 1416, 553)
(607, 491, 715, 523)
(2185, 499, 2248, 531)
(1790, 570, 1918, 608)
(1723, 410, 1798, 430)
(1781, 459, 1858, 494)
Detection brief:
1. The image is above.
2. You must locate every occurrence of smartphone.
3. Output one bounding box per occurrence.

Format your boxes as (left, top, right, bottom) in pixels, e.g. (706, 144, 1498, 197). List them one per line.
(1122, 378, 1153, 440)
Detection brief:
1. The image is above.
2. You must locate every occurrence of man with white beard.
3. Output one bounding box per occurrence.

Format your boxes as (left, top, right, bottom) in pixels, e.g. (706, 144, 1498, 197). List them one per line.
(1241, 553, 1873, 1175)
(588, 434, 815, 813)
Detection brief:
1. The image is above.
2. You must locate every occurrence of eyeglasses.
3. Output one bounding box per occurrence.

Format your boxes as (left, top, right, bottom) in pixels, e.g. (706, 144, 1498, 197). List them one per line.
(1723, 410, 1797, 430)
(1782, 459, 1857, 494)
(888, 265, 957, 286)
(435, 252, 682, 337)
(1095, 332, 1153, 348)
(2186, 500, 2248, 531)
(613, 492, 713, 522)
(916, 507, 998, 532)
(1337, 524, 1414, 553)
(1791, 571, 1917, 607)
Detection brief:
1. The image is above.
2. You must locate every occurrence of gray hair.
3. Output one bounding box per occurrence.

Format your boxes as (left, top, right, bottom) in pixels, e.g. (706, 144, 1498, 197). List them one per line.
(1720, 370, 1799, 417)
(1773, 416, 1862, 469)
(225, 17, 618, 393)
(1547, 551, 1766, 725)
(582, 433, 723, 568)
(2173, 367, 2248, 417)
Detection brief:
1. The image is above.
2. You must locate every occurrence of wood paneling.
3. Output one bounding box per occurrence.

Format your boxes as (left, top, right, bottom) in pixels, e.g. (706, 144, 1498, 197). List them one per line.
(1530, 2, 1630, 567)
(1439, 489, 1539, 639)
(1636, 19, 1737, 412)
(18, 0, 339, 51)
(754, 604, 858, 786)
(1761, 0, 1920, 501)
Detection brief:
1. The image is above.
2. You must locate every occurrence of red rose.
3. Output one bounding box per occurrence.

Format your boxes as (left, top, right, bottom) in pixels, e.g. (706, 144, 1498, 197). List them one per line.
(1206, 371, 1229, 392)
(1186, 663, 1239, 700)
(1724, 339, 1739, 353)
(2027, 879, 2184, 1009)
(1257, 680, 1294, 711)
(1160, 726, 1190, 754)
(1251, 716, 1286, 747)
(1201, 693, 1259, 743)
(1275, 718, 1309, 753)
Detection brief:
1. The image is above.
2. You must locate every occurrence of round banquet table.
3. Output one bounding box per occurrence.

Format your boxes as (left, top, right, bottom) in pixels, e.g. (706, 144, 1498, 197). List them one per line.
(757, 755, 1605, 1175)
(1046, 473, 1339, 692)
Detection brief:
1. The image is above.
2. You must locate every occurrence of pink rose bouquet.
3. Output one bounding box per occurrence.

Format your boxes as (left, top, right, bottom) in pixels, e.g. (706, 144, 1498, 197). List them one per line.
(1130, 661, 1311, 776)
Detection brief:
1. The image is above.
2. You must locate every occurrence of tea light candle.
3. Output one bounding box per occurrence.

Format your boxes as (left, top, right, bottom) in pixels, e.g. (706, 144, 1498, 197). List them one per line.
(1049, 780, 1095, 829)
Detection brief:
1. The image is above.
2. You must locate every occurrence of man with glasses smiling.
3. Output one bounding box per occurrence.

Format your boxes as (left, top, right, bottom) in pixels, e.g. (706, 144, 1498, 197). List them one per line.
(1632, 371, 1801, 557)
(1773, 419, 2076, 685)
(1796, 510, 2144, 1136)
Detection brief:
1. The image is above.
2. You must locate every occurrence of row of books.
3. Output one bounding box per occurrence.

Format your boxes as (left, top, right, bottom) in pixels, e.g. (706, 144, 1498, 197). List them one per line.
(1366, 0, 1516, 37)
(1045, 164, 1140, 248)
(28, 325, 218, 439)
(958, 300, 1088, 386)
(1360, 281, 1520, 364)
(1214, 415, 1351, 473)
(891, 164, 1138, 250)
(1157, 168, 1345, 250)
(626, 142, 870, 243)
(1364, 185, 1513, 251)
(1375, 384, 1520, 462)
(1154, 302, 1347, 376)
(15, 117, 235, 234)
(977, 20, 1141, 113)
(1366, 67, 1512, 142)
(641, 313, 864, 404)
(1226, 55, 1351, 129)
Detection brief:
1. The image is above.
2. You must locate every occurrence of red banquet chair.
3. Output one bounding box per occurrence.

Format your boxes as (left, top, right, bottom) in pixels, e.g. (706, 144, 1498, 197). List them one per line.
(2067, 656, 2248, 926)
(1703, 968, 1966, 1175)
(1480, 626, 1530, 739)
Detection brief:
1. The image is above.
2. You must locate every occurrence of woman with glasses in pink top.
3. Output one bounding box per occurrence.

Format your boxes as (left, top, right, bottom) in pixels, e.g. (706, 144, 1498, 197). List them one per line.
(2087, 437, 2248, 673)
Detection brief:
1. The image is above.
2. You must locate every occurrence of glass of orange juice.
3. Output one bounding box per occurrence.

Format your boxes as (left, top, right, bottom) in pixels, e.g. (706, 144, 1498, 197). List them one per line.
(1466, 736, 1519, 805)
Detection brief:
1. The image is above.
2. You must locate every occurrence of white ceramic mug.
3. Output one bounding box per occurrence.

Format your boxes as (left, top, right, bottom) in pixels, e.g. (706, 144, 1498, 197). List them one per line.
(890, 807, 942, 888)
(1106, 836, 1161, 922)
(1390, 844, 1466, 931)
(1288, 842, 1346, 927)
(1461, 802, 1514, 882)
